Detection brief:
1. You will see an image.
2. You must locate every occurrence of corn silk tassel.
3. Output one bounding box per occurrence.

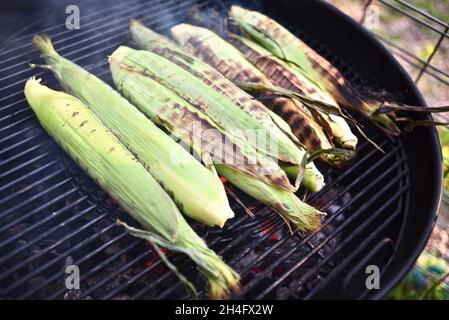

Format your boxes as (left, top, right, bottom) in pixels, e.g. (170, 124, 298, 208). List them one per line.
(24, 78, 240, 299)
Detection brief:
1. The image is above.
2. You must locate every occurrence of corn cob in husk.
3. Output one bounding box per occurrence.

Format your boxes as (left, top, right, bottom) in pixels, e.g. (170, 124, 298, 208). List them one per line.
(229, 34, 358, 150)
(110, 58, 293, 192)
(24, 78, 239, 299)
(128, 21, 324, 192)
(130, 20, 296, 144)
(32, 35, 234, 228)
(170, 23, 349, 167)
(229, 5, 399, 135)
(109, 44, 325, 192)
(109, 58, 324, 232)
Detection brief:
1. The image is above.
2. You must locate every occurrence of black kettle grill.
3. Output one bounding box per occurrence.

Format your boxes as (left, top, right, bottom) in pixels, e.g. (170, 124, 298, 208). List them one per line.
(0, 0, 442, 299)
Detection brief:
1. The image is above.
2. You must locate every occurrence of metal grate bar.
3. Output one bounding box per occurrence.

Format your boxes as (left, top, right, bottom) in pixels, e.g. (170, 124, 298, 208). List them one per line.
(0, 0, 183, 85)
(385, 44, 449, 87)
(0, 2, 186, 96)
(0, 90, 26, 105)
(20, 230, 133, 299)
(0, 175, 71, 220)
(0, 150, 52, 180)
(0, 0, 187, 66)
(415, 26, 448, 83)
(154, 137, 393, 298)
(0, 133, 44, 159)
(0, 0, 142, 71)
(237, 152, 406, 297)
(19, 228, 131, 299)
(1, 218, 115, 294)
(0, 195, 87, 248)
(78, 245, 153, 299)
(0, 97, 26, 113)
(0, 113, 35, 133)
(256, 174, 409, 299)
(0, 114, 36, 132)
(134, 253, 199, 300)
(304, 204, 405, 299)
(379, 0, 449, 39)
(0, 0, 140, 54)
(0, 159, 57, 193)
(281, 186, 407, 299)
(47, 238, 142, 300)
(375, 33, 449, 83)
(0, 141, 47, 172)
(0, 106, 33, 123)
(101, 250, 176, 300)
(0, 125, 37, 144)
(109, 251, 186, 300)
(113, 214, 254, 300)
(0, 2, 193, 135)
(0, 204, 100, 278)
(0, 187, 81, 255)
(392, 0, 449, 29)
(136, 212, 263, 299)
(0, 0, 188, 76)
(0, 168, 65, 207)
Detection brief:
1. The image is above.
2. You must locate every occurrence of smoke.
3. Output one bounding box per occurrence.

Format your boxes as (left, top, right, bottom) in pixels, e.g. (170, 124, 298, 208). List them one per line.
(184, 0, 264, 37)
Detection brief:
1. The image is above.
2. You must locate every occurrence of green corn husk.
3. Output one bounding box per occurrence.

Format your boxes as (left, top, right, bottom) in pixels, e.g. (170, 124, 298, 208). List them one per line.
(110, 55, 324, 231)
(32, 35, 234, 228)
(111, 46, 304, 170)
(215, 164, 322, 232)
(170, 23, 348, 167)
(24, 78, 240, 299)
(110, 60, 294, 192)
(230, 34, 358, 150)
(128, 21, 324, 191)
(229, 5, 399, 135)
(130, 20, 298, 146)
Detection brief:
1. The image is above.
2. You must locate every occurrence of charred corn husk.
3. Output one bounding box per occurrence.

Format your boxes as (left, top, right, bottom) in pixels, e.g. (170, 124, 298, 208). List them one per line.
(24, 78, 239, 299)
(230, 34, 358, 150)
(129, 21, 324, 191)
(170, 23, 347, 167)
(110, 59, 293, 192)
(110, 53, 324, 231)
(32, 35, 234, 228)
(130, 21, 297, 146)
(110, 46, 302, 167)
(229, 5, 399, 135)
(130, 21, 324, 188)
(216, 164, 322, 232)
(110, 43, 325, 192)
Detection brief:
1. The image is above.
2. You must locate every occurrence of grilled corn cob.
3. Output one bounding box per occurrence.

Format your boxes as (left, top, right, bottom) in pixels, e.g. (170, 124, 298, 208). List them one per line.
(110, 44, 325, 192)
(130, 20, 297, 144)
(170, 23, 348, 166)
(230, 35, 358, 150)
(128, 21, 324, 191)
(110, 59, 324, 231)
(32, 35, 234, 228)
(110, 60, 293, 192)
(24, 78, 239, 299)
(229, 5, 399, 135)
